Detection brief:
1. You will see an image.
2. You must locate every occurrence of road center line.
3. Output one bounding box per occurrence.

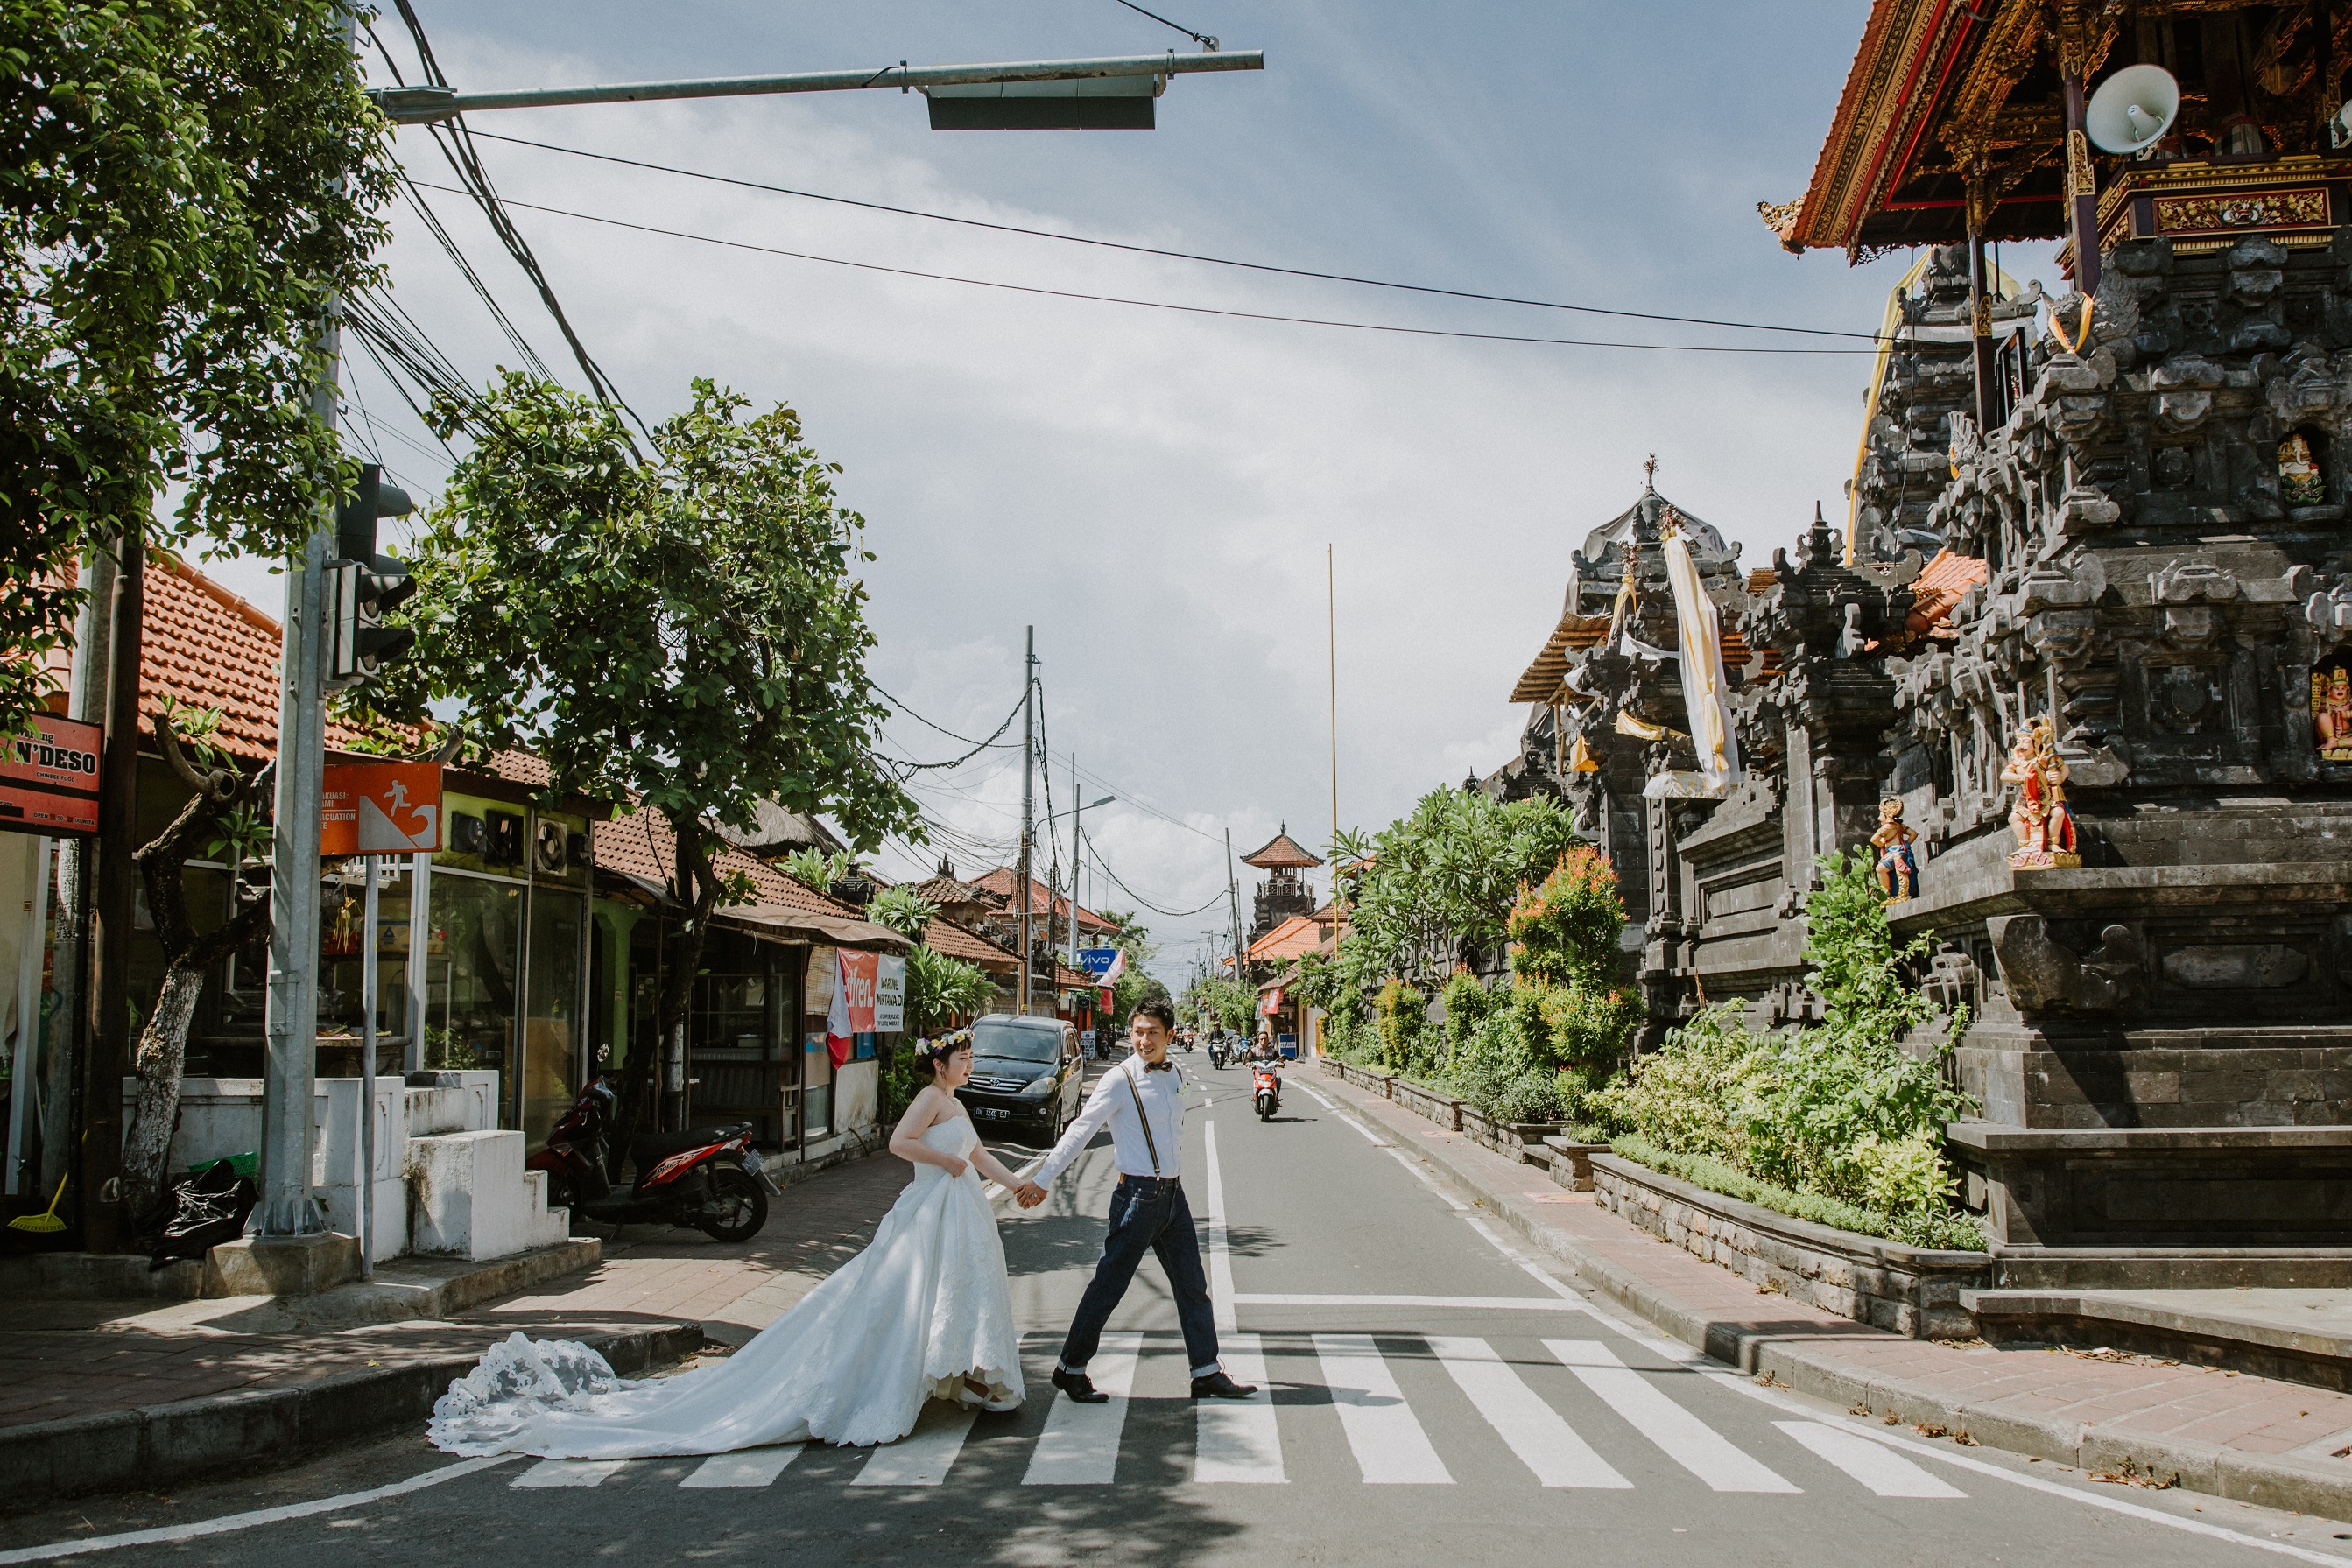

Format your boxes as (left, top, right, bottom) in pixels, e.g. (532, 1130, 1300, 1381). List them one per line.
(0, 1457, 513, 1564)
(1203, 1119, 1237, 1332)
(1235, 1293, 1585, 1310)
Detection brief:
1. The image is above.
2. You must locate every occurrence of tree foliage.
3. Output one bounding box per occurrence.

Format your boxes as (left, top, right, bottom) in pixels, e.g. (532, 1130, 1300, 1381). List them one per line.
(868, 885, 938, 942)
(1331, 788, 1578, 990)
(1, 0, 394, 731)
(376, 373, 922, 1132)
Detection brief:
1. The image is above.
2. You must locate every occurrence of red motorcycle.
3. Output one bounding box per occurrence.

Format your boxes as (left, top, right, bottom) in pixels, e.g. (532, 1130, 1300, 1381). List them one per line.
(1252, 1059, 1282, 1122)
(526, 1075, 777, 1242)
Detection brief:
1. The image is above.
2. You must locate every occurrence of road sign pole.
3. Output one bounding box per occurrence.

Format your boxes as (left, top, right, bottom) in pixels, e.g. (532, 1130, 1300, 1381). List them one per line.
(359, 852, 377, 1277)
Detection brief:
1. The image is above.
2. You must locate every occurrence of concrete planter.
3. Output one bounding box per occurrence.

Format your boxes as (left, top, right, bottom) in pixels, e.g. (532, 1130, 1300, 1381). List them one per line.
(1390, 1078, 1464, 1131)
(1542, 1138, 1610, 1192)
(1323, 1059, 1394, 1098)
(1590, 1152, 1993, 1339)
(1458, 1107, 1567, 1164)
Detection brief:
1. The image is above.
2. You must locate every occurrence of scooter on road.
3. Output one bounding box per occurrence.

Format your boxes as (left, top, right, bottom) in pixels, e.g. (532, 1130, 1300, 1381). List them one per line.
(525, 1075, 779, 1242)
(1251, 1058, 1282, 1122)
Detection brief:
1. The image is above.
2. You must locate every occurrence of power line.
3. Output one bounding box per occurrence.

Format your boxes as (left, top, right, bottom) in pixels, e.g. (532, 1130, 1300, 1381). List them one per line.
(400, 179, 1876, 356)
(1109, 0, 1220, 52)
(1081, 825, 1229, 918)
(457, 130, 1884, 345)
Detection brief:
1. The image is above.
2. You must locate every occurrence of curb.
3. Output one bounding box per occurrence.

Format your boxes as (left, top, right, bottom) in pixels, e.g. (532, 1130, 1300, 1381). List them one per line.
(0, 1320, 703, 1511)
(1316, 1069, 2352, 1524)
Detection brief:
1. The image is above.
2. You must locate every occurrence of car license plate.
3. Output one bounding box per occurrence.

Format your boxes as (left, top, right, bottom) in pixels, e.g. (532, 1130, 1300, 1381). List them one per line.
(975, 1107, 1011, 1121)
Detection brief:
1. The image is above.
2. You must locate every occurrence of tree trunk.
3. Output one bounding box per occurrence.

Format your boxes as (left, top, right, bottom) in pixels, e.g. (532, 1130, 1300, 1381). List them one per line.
(612, 813, 725, 1151)
(116, 721, 270, 1227)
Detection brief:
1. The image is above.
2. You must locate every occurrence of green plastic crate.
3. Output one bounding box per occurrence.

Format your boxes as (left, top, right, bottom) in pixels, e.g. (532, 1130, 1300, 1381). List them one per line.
(188, 1151, 259, 1178)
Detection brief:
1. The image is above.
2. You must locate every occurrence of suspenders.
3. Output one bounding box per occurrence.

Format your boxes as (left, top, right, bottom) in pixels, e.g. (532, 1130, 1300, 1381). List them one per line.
(1121, 1060, 1165, 1177)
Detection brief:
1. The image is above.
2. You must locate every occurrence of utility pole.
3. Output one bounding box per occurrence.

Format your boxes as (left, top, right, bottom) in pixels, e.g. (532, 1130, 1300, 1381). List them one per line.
(1328, 542, 1339, 866)
(253, 3, 355, 1243)
(1067, 755, 1085, 975)
(1016, 626, 1035, 1017)
(78, 526, 142, 1248)
(1225, 826, 1245, 993)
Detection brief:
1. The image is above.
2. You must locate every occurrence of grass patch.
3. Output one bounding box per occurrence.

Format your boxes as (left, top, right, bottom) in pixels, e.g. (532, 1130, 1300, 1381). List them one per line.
(1609, 1132, 1988, 1252)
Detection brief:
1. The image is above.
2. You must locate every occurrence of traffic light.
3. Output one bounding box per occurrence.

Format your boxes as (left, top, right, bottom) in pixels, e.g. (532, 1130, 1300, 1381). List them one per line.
(327, 464, 418, 690)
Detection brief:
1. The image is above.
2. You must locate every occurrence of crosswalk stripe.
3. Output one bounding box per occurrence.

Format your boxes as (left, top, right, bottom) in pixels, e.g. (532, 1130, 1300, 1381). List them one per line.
(1545, 1340, 1799, 1494)
(1773, 1421, 1966, 1498)
(851, 1409, 975, 1487)
(1024, 1332, 1143, 1485)
(1428, 1337, 1631, 1489)
(511, 1459, 627, 1489)
(681, 1446, 804, 1488)
(1194, 1333, 1284, 1484)
(1313, 1333, 1453, 1485)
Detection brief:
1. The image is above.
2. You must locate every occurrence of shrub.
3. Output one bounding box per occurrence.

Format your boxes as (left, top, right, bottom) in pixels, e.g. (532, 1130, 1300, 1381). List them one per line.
(1509, 847, 1626, 993)
(1610, 1133, 1987, 1252)
(1373, 980, 1428, 1074)
(1449, 1001, 1570, 1124)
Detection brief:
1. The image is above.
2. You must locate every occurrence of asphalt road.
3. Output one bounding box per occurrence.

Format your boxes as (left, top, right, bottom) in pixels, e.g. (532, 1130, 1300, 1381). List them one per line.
(9, 1055, 2352, 1566)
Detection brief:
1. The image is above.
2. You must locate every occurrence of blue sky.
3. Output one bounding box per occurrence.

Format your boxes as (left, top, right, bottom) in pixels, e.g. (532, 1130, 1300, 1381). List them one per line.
(201, 3, 2064, 983)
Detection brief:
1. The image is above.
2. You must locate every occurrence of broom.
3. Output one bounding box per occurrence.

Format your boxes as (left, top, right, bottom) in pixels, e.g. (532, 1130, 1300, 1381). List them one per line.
(9, 1173, 67, 1234)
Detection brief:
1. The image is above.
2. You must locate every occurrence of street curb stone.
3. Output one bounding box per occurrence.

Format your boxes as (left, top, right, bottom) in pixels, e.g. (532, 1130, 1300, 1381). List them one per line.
(0, 1320, 702, 1510)
(1315, 1065, 2352, 1524)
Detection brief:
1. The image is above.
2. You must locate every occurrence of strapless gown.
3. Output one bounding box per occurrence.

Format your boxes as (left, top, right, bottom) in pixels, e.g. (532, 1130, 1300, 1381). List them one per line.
(426, 1119, 1023, 1456)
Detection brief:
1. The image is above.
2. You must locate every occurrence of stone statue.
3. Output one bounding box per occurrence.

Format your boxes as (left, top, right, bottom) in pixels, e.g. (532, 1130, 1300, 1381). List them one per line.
(2003, 718, 2081, 868)
(2280, 432, 2326, 506)
(2314, 664, 2352, 762)
(1871, 797, 1919, 902)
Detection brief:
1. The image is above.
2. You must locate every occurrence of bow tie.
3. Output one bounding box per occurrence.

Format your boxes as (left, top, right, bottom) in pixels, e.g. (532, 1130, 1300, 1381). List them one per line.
(1144, 1061, 1172, 1072)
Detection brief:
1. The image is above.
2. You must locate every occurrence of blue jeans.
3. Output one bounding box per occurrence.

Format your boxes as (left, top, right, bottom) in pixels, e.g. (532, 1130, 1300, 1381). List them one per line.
(1059, 1175, 1221, 1378)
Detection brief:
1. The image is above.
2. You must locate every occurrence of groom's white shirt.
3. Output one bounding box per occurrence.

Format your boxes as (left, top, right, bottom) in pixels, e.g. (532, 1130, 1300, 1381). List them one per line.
(1033, 1055, 1185, 1187)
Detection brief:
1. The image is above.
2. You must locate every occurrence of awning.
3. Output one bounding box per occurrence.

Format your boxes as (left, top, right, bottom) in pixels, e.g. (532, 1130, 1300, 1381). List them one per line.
(718, 903, 912, 952)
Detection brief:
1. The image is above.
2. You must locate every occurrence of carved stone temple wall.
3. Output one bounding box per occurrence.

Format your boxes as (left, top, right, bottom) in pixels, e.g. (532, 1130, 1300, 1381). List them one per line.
(1500, 231, 2352, 1280)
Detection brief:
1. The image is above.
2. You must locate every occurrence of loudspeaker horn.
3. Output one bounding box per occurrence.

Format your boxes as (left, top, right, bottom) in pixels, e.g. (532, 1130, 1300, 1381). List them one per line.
(2086, 64, 2179, 155)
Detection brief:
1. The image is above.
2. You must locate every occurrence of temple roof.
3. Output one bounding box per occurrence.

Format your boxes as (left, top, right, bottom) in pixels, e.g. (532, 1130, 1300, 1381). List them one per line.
(1777, 2, 2349, 260)
(1241, 826, 1322, 868)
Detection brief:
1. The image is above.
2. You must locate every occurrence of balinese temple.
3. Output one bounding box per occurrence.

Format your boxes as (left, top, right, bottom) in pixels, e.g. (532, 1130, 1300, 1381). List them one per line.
(1501, 0, 2352, 1283)
(1238, 826, 1323, 948)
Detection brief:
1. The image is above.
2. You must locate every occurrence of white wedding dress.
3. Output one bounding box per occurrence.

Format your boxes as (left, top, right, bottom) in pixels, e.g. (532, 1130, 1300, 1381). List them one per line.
(427, 1118, 1023, 1457)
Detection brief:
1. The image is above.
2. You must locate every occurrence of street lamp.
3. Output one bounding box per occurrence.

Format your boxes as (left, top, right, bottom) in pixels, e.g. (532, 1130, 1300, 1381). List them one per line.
(370, 51, 1264, 130)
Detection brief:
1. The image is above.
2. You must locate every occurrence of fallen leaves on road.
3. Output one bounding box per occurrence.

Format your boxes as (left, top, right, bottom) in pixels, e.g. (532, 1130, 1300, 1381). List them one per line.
(2089, 1457, 2179, 1489)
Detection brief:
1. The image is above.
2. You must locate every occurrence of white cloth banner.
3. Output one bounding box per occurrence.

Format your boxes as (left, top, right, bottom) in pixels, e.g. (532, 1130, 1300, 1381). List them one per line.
(874, 954, 906, 1032)
(1644, 529, 1741, 800)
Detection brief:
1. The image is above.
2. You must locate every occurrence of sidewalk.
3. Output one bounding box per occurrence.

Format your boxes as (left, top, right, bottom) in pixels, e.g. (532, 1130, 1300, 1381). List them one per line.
(1313, 1065, 2352, 1522)
(0, 1143, 909, 1508)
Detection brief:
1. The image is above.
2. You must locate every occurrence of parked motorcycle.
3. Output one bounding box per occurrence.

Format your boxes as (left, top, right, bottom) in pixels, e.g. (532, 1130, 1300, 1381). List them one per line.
(526, 1075, 778, 1242)
(1252, 1059, 1282, 1122)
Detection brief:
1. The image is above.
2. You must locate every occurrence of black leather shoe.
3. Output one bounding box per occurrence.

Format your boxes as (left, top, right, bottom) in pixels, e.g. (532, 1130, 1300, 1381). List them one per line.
(1051, 1367, 1109, 1403)
(1191, 1371, 1258, 1400)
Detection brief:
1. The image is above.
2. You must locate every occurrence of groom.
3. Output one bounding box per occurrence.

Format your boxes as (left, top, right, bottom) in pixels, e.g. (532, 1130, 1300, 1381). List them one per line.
(1018, 999, 1257, 1403)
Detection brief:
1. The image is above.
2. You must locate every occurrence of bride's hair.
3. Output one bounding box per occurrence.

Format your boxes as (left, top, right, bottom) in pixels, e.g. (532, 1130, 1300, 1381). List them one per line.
(914, 1029, 974, 1078)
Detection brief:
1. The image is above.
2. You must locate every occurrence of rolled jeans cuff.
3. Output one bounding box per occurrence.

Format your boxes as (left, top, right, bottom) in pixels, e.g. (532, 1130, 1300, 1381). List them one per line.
(1191, 1361, 1221, 1379)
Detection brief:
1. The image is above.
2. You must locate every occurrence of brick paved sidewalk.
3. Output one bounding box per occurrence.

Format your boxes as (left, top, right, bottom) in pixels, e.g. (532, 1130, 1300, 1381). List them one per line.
(1315, 1068, 2352, 1519)
(0, 1143, 915, 1435)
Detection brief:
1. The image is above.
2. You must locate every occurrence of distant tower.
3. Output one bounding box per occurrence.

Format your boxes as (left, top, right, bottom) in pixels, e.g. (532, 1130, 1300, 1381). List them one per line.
(1239, 824, 1324, 946)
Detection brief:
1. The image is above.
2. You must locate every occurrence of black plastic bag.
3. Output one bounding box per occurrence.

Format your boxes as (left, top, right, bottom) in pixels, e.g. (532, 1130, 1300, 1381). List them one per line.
(150, 1159, 258, 1270)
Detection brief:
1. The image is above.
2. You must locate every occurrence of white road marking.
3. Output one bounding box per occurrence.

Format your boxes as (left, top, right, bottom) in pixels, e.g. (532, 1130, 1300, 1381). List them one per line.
(1236, 1293, 1582, 1311)
(1774, 1421, 1966, 1498)
(1313, 1332, 1453, 1485)
(511, 1459, 627, 1488)
(1460, 1214, 1585, 1303)
(1384, 1146, 1470, 1209)
(1429, 1336, 1630, 1489)
(1024, 1332, 1141, 1485)
(1194, 1332, 1285, 1484)
(1546, 1339, 1798, 1494)
(0, 1457, 510, 1564)
(1203, 1120, 1238, 1332)
(1293, 1082, 1387, 1143)
(1546, 1267, 2352, 1565)
(680, 1446, 804, 1488)
(850, 1409, 976, 1487)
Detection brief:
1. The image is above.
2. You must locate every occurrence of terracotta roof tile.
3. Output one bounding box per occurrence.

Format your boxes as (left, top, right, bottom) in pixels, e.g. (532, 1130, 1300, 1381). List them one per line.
(968, 867, 1113, 932)
(1248, 913, 1321, 964)
(920, 917, 1019, 974)
(1239, 829, 1322, 868)
(1905, 549, 1988, 635)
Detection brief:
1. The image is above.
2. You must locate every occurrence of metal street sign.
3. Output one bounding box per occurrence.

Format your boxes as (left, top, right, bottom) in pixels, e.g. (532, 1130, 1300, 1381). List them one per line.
(321, 761, 442, 854)
(0, 714, 102, 836)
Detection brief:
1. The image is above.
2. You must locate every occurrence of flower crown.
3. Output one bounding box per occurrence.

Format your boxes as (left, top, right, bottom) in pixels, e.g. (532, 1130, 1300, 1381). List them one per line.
(913, 1028, 973, 1065)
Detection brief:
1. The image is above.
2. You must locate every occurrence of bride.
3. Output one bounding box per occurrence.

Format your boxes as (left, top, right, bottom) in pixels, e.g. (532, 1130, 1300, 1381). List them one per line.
(427, 1030, 1042, 1457)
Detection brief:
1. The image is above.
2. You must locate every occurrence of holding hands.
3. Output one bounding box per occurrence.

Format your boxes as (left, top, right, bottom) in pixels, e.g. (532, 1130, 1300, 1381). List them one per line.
(1013, 1181, 1047, 1209)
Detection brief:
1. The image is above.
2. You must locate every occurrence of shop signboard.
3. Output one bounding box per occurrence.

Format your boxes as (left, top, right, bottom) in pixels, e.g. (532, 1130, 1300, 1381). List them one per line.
(1075, 944, 1126, 983)
(0, 714, 101, 836)
(828, 949, 879, 1065)
(1259, 985, 1284, 1017)
(320, 761, 442, 854)
(874, 954, 906, 1032)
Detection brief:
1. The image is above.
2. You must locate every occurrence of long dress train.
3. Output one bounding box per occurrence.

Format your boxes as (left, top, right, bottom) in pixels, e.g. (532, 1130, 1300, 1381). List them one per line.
(426, 1119, 1022, 1457)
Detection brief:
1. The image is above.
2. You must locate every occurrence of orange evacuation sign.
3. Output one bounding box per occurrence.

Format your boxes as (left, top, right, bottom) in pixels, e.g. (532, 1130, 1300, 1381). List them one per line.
(321, 761, 443, 854)
(0, 714, 102, 836)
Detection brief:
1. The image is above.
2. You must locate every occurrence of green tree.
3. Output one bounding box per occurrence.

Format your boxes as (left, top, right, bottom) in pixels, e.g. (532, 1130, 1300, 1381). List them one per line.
(905, 942, 993, 1033)
(868, 885, 939, 941)
(1334, 789, 1579, 988)
(1097, 908, 1165, 1025)
(1, 0, 394, 731)
(377, 374, 922, 1136)
(1187, 973, 1256, 1034)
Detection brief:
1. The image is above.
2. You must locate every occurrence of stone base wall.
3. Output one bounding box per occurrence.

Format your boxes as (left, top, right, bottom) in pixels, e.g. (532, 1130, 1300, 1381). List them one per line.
(1590, 1154, 1991, 1339)
(1959, 1035, 2352, 1130)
